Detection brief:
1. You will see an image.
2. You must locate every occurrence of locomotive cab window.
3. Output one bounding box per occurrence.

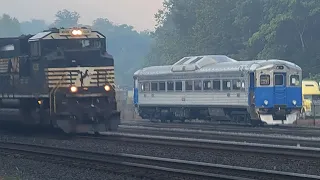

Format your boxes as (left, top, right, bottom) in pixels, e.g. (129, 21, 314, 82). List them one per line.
(167, 81, 174, 91)
(274, 74, 284, 86)
(223, 80, 231, 90)
(159, 82, 166, 91)
(30, 41, 40, 56)
(175, 81, 182, 91)
(151, 82, 158, 91)
(203, 80, 212, 90)
(185, 80, 193, 91)
(260, 75, 270, 85)
(290, 75, 300, 86)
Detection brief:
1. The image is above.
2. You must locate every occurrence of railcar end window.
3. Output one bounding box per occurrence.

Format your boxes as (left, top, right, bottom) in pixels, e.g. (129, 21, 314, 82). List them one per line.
(185, 80, 193, 91)
(223, 80, 231, 90)
(212, 80, 221, 90)
(175, 81, 182, 91)
(274, 74, 284, 86)
(159, 82, 166, 91)
(143, 82, 150, 92)
(194, 80, 202, 91)
(232, 80, 241, 90)
(290, 75, 300, 86)
(203, 80, 212, 90)
(260, 75, 270, 85)
(167, 81, 174, 91)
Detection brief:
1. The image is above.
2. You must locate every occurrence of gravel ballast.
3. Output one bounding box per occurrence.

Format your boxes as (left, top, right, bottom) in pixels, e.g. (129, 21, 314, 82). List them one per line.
(0, 153, 148, 180)
(0, 133, 319, 177)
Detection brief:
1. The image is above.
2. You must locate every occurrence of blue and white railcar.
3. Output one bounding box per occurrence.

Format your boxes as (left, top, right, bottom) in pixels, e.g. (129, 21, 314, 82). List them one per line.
(133, 55, 302, 125)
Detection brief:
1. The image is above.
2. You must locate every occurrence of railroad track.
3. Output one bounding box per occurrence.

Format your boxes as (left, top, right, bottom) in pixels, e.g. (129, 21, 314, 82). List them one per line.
(121, 121, 320, 137)
(117, 125, 320, 148)
(79, 132, 320, 161)
(0, 141, 319, 180)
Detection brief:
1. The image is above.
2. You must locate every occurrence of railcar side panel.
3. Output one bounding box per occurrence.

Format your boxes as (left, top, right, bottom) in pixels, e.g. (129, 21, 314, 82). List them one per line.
(138, 92, 248, 107)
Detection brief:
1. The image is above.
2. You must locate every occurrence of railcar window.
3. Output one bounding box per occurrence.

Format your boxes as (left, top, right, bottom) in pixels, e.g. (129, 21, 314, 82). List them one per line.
(223, 80, 231, 90)
(274, 74, 284, 86)
(194, 80, 202, 91)
(151, 82, 158, 91)
(159, 82, 166, 91)
(290, 75, 300, 86)
(185, 80, 193, 91)
(189, 57, 203, 64)
(232, 80, 241, 90)
(167, 81, 174, 91)
(260, 75, 270, 85)
(139, 83, 143, 91)
(203, 80, 212, 90)
(212, 80, 221, 90)
(143, 82, 150, 92)
(175, 81, 182, 91)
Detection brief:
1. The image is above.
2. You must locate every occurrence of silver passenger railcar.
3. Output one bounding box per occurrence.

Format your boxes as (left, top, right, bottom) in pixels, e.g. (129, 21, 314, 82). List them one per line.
(133, 55, 302, 125)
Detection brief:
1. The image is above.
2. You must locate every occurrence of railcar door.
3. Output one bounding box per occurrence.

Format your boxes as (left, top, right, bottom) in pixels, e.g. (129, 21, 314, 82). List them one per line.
(133, 77, 139, 105)
(249, 72, 255, 105)
(274, 72, 286, 105)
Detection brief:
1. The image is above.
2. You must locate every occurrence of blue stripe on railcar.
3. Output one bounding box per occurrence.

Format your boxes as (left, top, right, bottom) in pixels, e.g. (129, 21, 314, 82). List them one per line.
(254, 87, 302, 108)
(133, 88, 139, 104)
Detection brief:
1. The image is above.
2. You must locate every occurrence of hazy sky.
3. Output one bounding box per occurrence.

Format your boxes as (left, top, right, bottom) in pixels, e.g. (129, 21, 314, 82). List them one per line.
(0, 0, 164, 31)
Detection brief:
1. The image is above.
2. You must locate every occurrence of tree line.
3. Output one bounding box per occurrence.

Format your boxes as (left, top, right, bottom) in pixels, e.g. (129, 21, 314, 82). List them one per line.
(0, 10, 151, 87)
(147, 0, 320, 79)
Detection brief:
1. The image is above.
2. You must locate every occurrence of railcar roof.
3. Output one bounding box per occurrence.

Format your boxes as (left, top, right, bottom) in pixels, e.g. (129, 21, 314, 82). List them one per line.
(134, 55, 301, 77)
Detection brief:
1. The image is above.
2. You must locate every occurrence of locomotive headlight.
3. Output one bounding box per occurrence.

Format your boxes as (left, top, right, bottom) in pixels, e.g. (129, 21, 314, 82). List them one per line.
(104, 85, 111, 91)
(71, 29, 82, 35)
(70, 86, 78, 93)
(292, 100, 297, 105)
(264, 100, 268, 105)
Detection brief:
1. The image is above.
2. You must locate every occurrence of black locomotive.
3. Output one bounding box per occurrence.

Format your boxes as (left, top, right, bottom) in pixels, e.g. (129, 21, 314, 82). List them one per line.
(0, 27, 120, 134)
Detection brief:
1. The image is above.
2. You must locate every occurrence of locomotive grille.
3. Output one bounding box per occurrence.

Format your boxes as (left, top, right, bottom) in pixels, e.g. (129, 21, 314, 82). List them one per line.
(45, 66, 115, 88)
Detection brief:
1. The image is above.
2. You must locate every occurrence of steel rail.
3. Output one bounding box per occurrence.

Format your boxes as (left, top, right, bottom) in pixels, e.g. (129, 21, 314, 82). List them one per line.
(117, 126, 320, 148)
(81, 132, 320, 161)
(0, 141, 319, 180)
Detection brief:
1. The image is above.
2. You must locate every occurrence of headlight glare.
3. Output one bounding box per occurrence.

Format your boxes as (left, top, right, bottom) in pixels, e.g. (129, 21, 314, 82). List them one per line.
(104, 85, 111, 91)
(70, 86, 78, 93)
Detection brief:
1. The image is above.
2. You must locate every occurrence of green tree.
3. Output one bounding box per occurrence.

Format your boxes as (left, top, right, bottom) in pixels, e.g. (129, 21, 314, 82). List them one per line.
(92, 18, 152, 87)
(20, 19, 48, 34)
(0, 14, 21, 37)
(146, 0, 320, 78)
(51, 9, 80, 28)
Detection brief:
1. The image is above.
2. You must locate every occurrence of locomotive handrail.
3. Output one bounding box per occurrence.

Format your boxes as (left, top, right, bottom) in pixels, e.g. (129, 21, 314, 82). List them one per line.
(49, 75, 66, 114)
(106, 69, 116, 89)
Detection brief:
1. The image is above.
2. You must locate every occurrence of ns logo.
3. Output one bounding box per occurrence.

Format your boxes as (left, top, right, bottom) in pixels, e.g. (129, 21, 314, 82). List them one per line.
(78, 69, 91, 87)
